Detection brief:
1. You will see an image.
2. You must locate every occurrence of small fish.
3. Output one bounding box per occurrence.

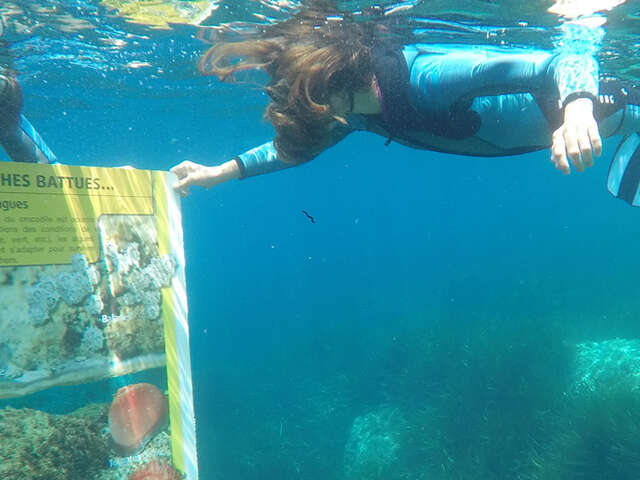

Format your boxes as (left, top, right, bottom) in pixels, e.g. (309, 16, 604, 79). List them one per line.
(301, 210, 315, 223)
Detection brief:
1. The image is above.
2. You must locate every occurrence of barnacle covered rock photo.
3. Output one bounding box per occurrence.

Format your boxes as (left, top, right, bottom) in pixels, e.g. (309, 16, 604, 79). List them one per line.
(0, 214, 177, 399)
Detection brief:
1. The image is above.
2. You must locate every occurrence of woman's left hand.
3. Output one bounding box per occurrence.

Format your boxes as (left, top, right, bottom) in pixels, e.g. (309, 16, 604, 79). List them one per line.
(550, 97, 602, 174)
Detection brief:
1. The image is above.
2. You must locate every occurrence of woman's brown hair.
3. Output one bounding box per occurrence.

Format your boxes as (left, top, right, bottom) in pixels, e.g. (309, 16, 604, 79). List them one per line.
(197, 6, 376, 164)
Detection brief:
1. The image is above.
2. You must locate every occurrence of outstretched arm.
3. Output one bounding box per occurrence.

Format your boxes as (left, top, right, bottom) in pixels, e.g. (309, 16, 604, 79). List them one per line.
(171, 158, 242, 195)
(172, 125, 351, 195)
(171, 141, 293, 195)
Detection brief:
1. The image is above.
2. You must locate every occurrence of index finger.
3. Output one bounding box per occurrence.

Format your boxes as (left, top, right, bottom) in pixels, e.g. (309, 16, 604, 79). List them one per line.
(170, 164, 184, 175)
(172, 178, 191, 196)
(170, 161, 192, 174)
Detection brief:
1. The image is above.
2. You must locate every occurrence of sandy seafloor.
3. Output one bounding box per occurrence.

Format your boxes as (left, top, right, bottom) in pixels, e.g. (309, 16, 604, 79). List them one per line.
(2, 2, 640, 479)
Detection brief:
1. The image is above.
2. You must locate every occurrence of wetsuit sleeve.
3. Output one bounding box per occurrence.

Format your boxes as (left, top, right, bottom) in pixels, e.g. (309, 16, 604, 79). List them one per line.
(405, 46, 598, 110)
(234, 141, 292, 179)
(233, 125, 352, 179)
(546, 53, 599, 105)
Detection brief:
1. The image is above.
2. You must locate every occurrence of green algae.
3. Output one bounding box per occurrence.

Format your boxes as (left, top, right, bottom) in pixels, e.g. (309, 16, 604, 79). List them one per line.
(0, 403, 109, 480)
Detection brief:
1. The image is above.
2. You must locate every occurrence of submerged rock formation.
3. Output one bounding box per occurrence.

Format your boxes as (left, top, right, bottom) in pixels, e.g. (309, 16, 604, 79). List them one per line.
(0, 403, 109, 480)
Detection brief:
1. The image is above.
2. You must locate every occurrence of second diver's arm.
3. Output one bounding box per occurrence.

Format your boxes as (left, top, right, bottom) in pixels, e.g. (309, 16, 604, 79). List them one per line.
(0, 74, 56, 163)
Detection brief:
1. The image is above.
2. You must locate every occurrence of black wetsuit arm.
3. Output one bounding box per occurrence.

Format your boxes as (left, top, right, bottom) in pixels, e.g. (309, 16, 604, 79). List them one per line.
(0, 75, 53, 163)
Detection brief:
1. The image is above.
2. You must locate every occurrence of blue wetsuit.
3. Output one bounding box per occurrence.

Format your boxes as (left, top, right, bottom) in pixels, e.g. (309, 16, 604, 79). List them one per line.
(233, 43, 640, 179)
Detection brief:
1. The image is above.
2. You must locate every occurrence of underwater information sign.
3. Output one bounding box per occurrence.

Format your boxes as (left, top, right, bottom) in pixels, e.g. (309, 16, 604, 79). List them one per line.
(0, 162, 198, 480)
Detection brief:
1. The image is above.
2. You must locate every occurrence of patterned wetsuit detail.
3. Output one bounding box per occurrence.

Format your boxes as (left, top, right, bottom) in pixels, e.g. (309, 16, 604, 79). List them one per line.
(549, 54, 599, 104)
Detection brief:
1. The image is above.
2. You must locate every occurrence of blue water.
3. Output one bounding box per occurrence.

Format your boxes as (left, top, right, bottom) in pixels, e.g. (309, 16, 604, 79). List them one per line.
(4, 1, 640, 479)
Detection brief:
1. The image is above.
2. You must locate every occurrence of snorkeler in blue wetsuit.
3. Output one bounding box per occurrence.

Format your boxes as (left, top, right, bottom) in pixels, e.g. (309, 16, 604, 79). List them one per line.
(171, 14, 640, 206)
